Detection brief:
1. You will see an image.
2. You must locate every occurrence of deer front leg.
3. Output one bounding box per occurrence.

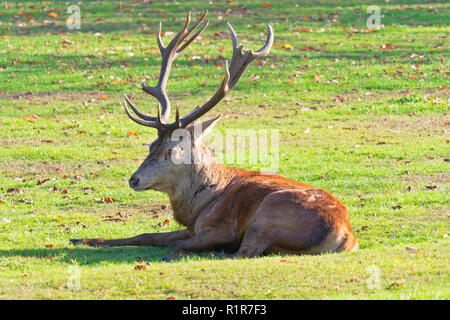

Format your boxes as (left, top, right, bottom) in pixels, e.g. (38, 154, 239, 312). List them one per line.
(170, 228, 234, 253)
(70, 229, 192, 247)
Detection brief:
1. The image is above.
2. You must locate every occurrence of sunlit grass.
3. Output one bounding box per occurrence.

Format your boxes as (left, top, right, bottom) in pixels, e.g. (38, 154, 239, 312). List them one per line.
(0, 0, 448, 299)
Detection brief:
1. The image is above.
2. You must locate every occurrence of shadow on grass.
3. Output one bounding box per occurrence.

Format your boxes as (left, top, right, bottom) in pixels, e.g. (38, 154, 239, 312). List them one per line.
(0, 246, 229, 265)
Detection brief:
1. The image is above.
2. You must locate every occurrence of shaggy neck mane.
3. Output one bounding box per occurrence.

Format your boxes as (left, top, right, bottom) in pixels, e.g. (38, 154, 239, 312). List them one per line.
(167, 145, 237, 229)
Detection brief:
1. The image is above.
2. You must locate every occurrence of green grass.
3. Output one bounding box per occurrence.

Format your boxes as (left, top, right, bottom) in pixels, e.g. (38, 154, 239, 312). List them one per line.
(0, 0, 448, 299)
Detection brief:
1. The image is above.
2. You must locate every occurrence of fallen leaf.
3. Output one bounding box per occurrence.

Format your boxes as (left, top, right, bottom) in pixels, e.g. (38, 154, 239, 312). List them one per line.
(37, 179, 50, 185)
(26, 114, 39, 121)
(48, 12, 58, 18)
(76, 222, 87, 228)
(103, 218, 126, 222)
(388, 281, 404, 288)
(135, 264, 147, 270)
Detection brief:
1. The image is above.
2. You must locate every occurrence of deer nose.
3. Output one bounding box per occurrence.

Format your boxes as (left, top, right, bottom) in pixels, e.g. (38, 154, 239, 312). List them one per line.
(129, 176, 140, 188)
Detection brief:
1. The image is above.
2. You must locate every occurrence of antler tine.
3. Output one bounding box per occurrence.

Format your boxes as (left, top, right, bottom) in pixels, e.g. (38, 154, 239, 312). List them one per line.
(176, 11, 209, 55)
(156, 104, 169, 129)
(227, 22, 239, 50)
(123, 102, 159, 128)
(156, 22, 164, 52)
(227, 23, 274, 90)
(253, 24, 274, 57)
(177, 21, 209, 55)
(124, 94, 157, 122)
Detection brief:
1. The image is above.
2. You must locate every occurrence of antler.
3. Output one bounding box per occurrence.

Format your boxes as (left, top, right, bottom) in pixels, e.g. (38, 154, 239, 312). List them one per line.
(175, 23, 274, 129)
(124, 12, 274, 131)
(124, 11, 208, 129)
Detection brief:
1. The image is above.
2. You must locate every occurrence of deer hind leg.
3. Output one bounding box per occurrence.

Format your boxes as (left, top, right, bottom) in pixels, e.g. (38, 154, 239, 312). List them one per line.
(234, 228, 271, 258)
(70, 229, 192, 247)
(234, 190, 332, 258)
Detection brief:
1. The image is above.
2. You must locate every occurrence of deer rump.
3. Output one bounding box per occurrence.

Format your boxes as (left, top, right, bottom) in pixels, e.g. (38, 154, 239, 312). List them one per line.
(70, 12, 358, 258)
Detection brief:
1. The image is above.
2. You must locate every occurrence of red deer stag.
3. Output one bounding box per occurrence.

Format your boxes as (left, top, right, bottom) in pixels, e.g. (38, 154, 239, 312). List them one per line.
(71, 12, 358, 257)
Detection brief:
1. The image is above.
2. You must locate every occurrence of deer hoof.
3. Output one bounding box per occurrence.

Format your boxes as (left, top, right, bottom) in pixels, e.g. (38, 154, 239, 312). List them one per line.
(70, 238, 103, 247)
(170, 242, 188, 254)
(70, 239, 83, 245)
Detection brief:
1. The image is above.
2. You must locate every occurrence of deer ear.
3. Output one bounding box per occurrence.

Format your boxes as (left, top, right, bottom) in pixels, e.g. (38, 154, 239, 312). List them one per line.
(189, 114, 222, 144)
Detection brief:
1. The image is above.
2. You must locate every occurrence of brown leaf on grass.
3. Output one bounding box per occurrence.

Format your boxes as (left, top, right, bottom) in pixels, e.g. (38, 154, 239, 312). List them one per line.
(103, 218, 126, 223)
(167, 296, 176, 300)
(388, 281, 404, 288)
(135, 264, 146, 270)
(23, 114, 39, 121)
(102, 197, 115, 203)
(405, 246, 417, 252)
(128, 131, 138, 136)
(37, 179, 50, 185)
(425, 185, 437, 190)
(392, 205, 402, 210)
(45, 244, 55, 248)
(76, 222, 87, 228)
(7, 187, 20, 193)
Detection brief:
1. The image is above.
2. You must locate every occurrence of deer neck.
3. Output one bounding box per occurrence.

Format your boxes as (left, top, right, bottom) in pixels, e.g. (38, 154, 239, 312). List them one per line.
(167, 149, 236, 229)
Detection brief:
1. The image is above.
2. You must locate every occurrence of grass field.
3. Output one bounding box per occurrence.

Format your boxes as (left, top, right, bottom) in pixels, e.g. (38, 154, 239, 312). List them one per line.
(0, 0, 448, 299)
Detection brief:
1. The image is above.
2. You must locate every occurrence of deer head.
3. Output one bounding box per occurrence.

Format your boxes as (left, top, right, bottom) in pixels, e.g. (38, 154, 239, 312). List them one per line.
(124, 12, 273, 193)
